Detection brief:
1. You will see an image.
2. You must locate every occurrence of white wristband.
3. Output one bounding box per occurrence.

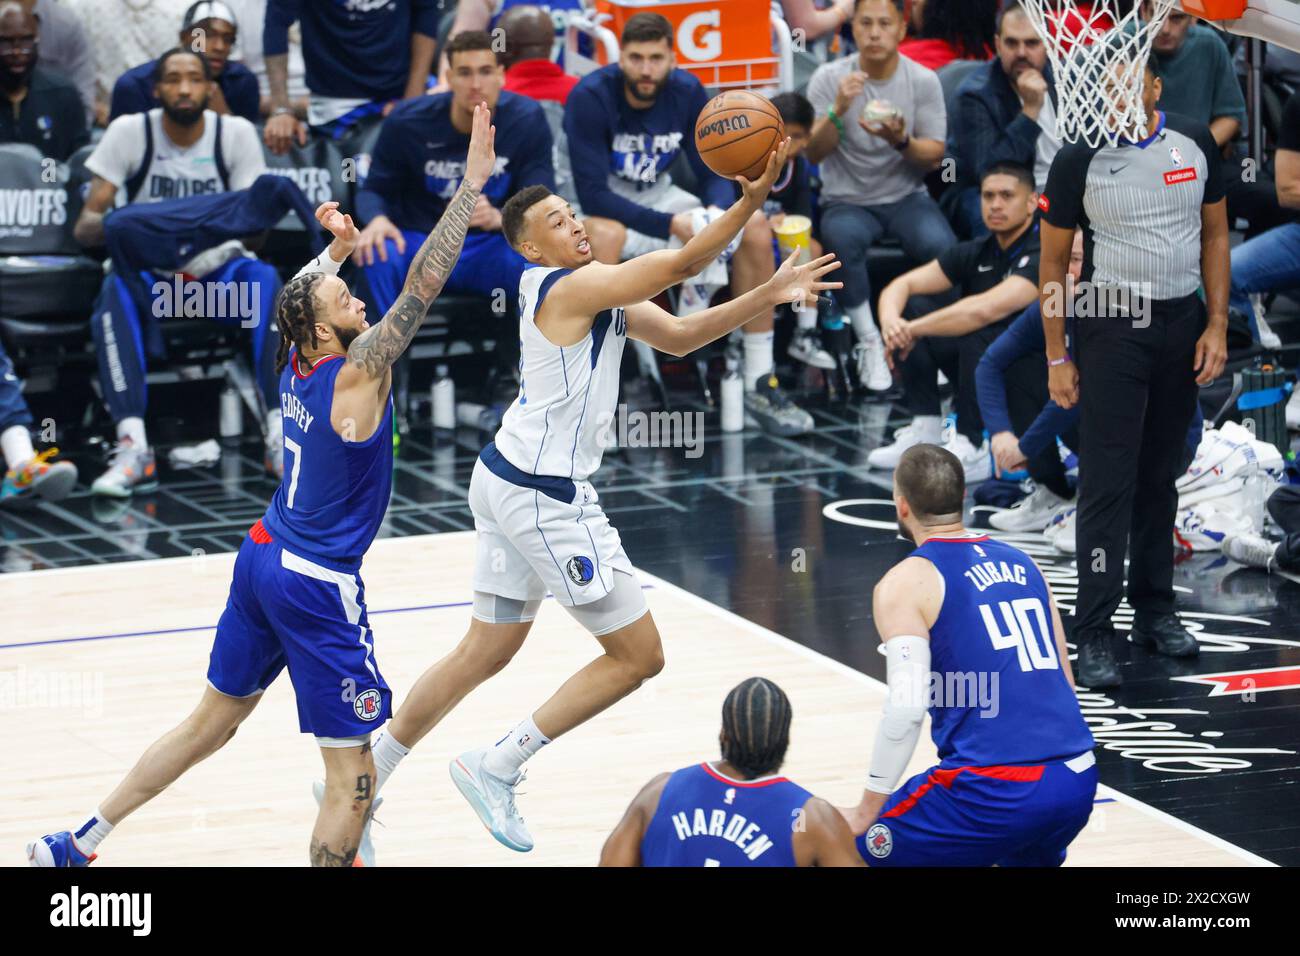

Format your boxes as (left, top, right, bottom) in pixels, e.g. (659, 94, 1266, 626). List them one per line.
(292, 249, 345, 281)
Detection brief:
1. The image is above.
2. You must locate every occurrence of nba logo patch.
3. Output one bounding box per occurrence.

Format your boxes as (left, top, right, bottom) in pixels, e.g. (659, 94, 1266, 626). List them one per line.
(354, 688, 382, 721)
(865, 823, 893, 859)
(1169, 145, 1184, 167)
(724, 787, 736, 805)
(566, 555, 594, 586)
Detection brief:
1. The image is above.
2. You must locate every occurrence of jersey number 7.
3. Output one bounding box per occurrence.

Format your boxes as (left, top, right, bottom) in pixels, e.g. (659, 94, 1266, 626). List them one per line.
(283, 437, 303, 509)
(979, 598, 1059, 672)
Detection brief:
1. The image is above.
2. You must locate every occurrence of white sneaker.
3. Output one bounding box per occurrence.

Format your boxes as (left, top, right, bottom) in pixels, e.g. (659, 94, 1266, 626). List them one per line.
(853, 339, 893, 392)
(1287, 387, 1300, 431)
(787, 329, 836, 370)
(866, 417, 942, 470)
(1044, 505, 1077, 554)
(944, 432, 992, 483)
(989, 485, 1071, 532)
(1220, 532, 1280, 570)
(1252, 297, 1282, 349)
(311, 780, 382, 867)
(90, 438, 158, 497)
(450, 747, 533, 853)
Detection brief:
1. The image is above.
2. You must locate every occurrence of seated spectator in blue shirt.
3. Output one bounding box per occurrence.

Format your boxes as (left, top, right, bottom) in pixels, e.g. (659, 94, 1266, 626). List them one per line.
(110, 1, 260, 124)
(0, 1, 87, 160)
(565, 12, 814, 438)
(354, 31, 553, 373)
(949, 0, 1059, 238)
(263, 0, 439, 153)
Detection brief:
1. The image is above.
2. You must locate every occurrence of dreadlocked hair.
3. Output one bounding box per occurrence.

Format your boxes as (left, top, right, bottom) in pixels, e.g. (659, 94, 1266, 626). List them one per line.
(721, 677, 793, 779)
(274, 272, 327, 375)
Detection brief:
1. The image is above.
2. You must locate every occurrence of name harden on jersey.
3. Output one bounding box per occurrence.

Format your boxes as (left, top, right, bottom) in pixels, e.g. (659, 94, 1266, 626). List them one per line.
(668, 807, 778, 861)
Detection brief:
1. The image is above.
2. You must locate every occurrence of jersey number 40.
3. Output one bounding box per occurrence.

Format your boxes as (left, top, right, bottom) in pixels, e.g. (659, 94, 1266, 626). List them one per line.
(978, 598, 1059, 672)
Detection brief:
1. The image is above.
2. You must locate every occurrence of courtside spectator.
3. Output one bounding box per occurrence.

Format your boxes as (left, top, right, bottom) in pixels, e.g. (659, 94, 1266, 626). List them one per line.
(355, 31, 552, 382)
(806, 0, 953, 395)
(868, 162, 1042, 481)
(779, 0, 856, 43)
(899, 0, 995, 70)
(222, 0, 307, 118)
(75, 48, 276, 496)
(500, 4, 577, 104)
(950, 1, 1060, 235)
(263, 0, 438, 153)
(110, 1, 259, 123)
(0, 337, 77, 506)
(18, 0, 94, 124)
(566, 12, 814, 436)
(0, 1, 87, 160)
(438, 0, 585, 85)
(66, 0, 192, 126)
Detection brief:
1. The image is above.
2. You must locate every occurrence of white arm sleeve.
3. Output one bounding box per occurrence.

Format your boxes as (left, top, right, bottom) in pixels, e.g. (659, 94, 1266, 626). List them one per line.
(866, 634, 931, 795)
(293, 248, 346, 281)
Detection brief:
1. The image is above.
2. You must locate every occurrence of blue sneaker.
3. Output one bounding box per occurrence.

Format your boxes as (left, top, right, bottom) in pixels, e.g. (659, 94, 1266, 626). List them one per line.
(27, 831, 96, 867)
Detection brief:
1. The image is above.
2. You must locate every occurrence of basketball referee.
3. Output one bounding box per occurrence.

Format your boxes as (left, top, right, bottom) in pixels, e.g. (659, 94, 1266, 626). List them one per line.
(1038, 57, 1229, 688)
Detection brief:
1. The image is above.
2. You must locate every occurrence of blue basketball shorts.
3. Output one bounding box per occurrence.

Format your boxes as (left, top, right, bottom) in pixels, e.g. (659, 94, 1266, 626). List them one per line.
(206, 523, 392, 739)
(857, 751, 1098, 867)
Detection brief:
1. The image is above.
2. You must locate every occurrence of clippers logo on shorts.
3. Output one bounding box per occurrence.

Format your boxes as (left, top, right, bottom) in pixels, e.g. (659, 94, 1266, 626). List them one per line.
(566, 555, 595, 586)
(865, 823, 893, 858)
(354, 688, 383, 721)
(1164, 168, 1198, 186)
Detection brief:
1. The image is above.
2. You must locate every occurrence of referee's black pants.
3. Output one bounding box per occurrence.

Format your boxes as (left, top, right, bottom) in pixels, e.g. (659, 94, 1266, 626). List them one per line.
(1073, 293, 1205, 643)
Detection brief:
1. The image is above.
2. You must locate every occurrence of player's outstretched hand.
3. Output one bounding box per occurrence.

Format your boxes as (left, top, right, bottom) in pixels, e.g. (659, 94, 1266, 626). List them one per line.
(737, 137, 792, 205)
(315, 201, 360, 260)
(464, 101, 497, 189)
(768, 250, 843, 310)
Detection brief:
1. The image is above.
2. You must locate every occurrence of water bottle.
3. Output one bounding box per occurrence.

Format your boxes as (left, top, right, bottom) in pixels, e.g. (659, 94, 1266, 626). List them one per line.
(431, 365, 455, 431)
(219, 386, 242, 443)
(721, 356, 744, 433)
(1242, 458, 1270, 533)
(456, 401, 501, 433)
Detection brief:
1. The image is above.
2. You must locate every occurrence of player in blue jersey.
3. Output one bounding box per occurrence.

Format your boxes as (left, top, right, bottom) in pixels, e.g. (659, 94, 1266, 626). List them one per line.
(841, 442, 1097, 866)
(600, 677, 863, 867)
(363, 142, 843, 855)
(26, 106, 497, 869)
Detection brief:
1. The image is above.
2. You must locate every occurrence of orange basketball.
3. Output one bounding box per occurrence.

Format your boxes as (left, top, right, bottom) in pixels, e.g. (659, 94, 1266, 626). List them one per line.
(694, 90, 785, 182)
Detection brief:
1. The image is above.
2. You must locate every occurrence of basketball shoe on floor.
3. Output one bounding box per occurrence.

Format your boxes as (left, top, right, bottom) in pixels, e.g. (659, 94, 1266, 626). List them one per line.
(311, 781, 382, 866)
(1221, 532, 1280, 571)
(787, 328, 836, 370)
(744, 374, 815, 436)
(450, 747, 533, 853)
(27, 831, 95, 867)
(853, 340, 893, 392)
(1, 448, 77, 507)
(1044, 505, 1077, 554)
(867, 416, 943, 470)
(944, 432, 991, 483)
(989, 485, 1071, 532)
(91, 438, 157, 497)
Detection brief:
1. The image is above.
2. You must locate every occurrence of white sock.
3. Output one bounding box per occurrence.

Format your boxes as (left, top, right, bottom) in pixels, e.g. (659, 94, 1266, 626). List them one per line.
(371, 728, 410, 795)
(845, 301, 881, 344)
(795, 304, 817, 331)
(742, 331, 775, 392)
(481, 714, 550, 780)
(116, 417, 147, 450)
(73, 809, 114, 855)
(0, 425, 35, 471)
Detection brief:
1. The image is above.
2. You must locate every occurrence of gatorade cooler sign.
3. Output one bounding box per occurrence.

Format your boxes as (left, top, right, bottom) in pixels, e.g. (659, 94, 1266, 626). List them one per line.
(595, 0, 778, 88)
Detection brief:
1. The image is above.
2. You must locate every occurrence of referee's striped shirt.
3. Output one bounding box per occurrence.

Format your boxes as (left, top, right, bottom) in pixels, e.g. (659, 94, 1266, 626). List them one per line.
(1038, 111, 1225, 302)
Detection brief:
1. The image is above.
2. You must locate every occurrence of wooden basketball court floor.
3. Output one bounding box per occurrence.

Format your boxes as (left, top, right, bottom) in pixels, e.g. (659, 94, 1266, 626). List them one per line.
(2, 532, 1271, 867)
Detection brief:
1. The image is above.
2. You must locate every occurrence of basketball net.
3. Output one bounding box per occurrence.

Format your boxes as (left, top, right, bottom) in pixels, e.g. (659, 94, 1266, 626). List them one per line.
(1019, 0, 1176, 148)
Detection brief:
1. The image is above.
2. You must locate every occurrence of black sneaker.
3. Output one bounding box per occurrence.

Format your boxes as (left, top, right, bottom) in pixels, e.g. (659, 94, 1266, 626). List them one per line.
(1130, 613, 1200, 658)
(1075, 633, 1122, 688)
(744, 374, 814, 436)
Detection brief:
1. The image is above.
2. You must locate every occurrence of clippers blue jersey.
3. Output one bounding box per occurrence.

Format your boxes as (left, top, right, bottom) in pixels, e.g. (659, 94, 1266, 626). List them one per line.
(640, 763, 812, 867)
(910, 533, 1094, 768)
(261, 350, 394, 570)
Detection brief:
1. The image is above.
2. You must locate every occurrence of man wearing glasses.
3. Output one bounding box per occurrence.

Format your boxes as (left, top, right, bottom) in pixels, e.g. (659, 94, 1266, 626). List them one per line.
(0, 1, 88, 160)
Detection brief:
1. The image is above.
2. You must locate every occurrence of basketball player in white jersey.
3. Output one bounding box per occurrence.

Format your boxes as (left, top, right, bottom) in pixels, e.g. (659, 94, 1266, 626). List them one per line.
(366, 140, 843, 853)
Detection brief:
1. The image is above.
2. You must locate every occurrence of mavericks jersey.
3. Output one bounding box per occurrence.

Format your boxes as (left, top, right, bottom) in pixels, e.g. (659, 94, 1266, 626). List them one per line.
(911, 533, 1094, 768)
(641, 763, 812, 867)
(261, 350, 394, 570)
(493, 265, 625, 482)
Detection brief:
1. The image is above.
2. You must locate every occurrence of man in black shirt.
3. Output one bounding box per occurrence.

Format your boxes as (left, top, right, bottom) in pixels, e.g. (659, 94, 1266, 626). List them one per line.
(1039, 58, 1229, 688)
(867, 161, 1043, 481)
(0, 1, 86, 161)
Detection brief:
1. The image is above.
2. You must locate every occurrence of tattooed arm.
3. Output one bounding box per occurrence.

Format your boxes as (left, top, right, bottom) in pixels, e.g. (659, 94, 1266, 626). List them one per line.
(344, 103, 497, 380)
